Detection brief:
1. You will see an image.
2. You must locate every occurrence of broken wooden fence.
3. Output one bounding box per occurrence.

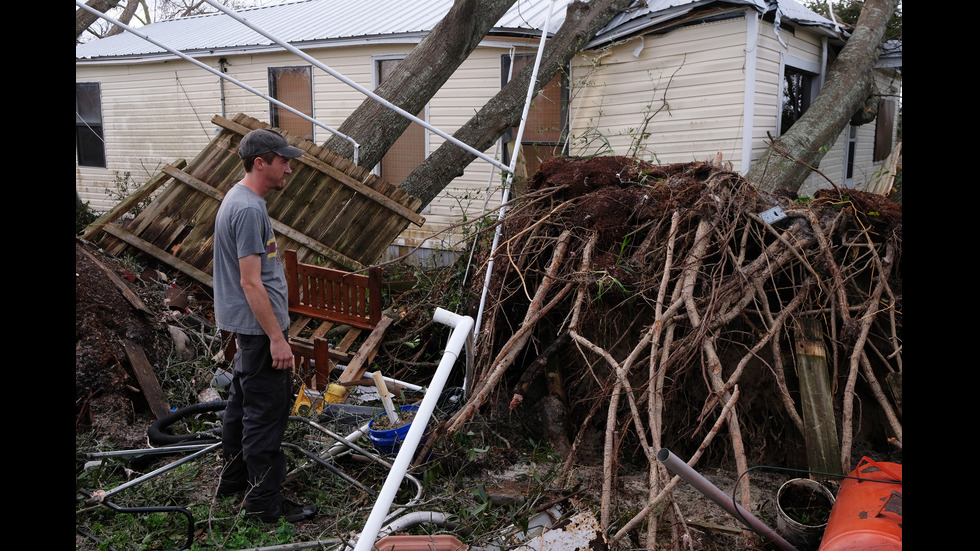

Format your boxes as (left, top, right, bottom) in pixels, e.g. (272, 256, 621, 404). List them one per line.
(81, 113, 425, 286)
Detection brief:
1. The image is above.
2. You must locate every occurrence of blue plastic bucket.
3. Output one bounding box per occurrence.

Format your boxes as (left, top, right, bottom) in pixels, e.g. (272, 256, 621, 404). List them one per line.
(368, 405, 423, 456)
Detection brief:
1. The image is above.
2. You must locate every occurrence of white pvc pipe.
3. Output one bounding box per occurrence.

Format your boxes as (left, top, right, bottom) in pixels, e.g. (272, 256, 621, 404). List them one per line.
(352, 308, 474, 551)
(474, 0, 556, 340)
(74, 1, 361, 163)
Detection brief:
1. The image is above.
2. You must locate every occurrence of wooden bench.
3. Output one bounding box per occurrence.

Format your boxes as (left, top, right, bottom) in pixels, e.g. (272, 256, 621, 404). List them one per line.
(283, 249, 392, 392)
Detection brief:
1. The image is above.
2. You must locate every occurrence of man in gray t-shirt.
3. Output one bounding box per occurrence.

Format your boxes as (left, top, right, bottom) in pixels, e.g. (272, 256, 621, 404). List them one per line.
(213, 128, 317, 523)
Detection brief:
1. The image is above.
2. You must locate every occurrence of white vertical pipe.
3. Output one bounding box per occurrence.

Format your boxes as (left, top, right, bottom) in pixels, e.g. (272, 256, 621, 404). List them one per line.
(352, 308, 474, 551)
(473, 0, 556, 340)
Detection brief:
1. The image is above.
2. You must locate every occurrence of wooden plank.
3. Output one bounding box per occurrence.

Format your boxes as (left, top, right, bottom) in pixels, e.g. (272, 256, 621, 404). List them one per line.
(272, 217, 364, 272)
(337, 316, 393, 384)
(122, 339, 171, 420)
(288, 315, 313, 339)
(102, 224, 214, 287)
(78, 243, 153, 316)
(301, 153, 425, 227)
(311, 320, 335, 340)
(335, 328, 364, 353)
(212, 115, 425, 227)
(161, 164, 226, 201)
(160, 163, 364, 270)
(794, 318, 843, 477)
(81, 159, 187, 241)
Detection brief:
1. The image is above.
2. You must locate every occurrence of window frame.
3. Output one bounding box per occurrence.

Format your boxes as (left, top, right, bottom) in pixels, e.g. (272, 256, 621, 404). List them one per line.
(778, 55, 821, 137)
(500, 52, 569, 178)
(268, 65, 314, 141)
(371, 55, 429, 189)
(76, 82, 106, 168)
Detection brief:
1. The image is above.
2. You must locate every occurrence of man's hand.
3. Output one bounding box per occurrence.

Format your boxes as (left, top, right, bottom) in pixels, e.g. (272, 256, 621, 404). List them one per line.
(270, 337, 293, 370)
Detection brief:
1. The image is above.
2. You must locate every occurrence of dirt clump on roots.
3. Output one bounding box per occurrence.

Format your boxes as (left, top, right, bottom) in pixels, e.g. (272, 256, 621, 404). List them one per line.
(436, 155, 901, 548)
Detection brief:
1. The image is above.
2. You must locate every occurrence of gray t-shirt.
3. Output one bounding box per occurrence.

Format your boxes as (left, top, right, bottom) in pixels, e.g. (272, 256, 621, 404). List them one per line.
(213, 183, 289, 335)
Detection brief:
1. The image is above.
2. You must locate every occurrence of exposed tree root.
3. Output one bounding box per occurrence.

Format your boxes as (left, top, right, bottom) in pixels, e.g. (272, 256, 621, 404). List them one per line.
(440, 156, 902, 543)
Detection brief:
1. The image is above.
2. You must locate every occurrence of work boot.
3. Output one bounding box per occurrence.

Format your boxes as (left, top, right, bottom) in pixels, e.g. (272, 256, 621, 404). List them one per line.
(249, 498, 318, 523)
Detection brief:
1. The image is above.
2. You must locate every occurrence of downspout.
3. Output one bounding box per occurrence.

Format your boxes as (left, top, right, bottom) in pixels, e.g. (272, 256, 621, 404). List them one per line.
(219, 58, 228, 122)
(740, 9, 759, 175)
(474, 0, 556, 340)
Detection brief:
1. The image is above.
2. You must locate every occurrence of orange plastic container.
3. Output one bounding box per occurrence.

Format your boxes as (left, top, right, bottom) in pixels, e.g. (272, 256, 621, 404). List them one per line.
(818, 457, 902, 551)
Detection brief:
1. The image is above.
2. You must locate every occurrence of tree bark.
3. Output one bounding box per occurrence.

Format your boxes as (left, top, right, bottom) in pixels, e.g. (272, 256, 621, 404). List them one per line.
(322, 0, 518, 166)
(399, 0, 635, 207)
(744, 0, 900, 192)
(105, 0, 142, 37)
(76, 0, 122, 41)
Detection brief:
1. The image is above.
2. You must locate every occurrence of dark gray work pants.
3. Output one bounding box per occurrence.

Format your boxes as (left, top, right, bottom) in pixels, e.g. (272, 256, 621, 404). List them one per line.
(221, 331, 291, 514)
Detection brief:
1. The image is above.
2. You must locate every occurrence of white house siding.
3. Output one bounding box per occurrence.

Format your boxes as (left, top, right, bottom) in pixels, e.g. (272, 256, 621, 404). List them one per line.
(385, 45, 513, 265)
(76, 59, 226, 210)
(750, 17, 901, 198)
(568, 14, 754, 168)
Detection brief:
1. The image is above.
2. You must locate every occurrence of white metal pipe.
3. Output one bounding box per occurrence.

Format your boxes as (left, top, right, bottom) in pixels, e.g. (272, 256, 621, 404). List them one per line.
(202, 0, 512, 174)
(74, 1, 361, 163)
(352, 308, 474, 551)
(474, 0, 556, 340)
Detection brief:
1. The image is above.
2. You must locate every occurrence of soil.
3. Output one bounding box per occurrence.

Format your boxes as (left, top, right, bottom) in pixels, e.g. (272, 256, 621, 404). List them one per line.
(75, 240, 173, 449)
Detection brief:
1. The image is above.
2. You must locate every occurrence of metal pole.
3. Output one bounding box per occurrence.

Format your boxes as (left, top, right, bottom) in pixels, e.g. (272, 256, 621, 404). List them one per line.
(473, 0, 556, 340)
(657, 448, 800, 551)
(83, 442, 222, 505)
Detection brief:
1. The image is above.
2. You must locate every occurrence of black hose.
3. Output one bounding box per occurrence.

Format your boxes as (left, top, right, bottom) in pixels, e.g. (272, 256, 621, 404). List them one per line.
(77, 489, 194, 551)
(147, 400, 227, 446)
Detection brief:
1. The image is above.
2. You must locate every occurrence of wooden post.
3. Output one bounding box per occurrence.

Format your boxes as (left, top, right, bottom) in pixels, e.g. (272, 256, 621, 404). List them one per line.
(794, 318, 843, 477)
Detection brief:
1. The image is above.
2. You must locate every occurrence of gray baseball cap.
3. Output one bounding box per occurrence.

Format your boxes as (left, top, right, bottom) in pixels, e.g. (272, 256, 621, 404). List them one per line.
(238, 128, 305, 159)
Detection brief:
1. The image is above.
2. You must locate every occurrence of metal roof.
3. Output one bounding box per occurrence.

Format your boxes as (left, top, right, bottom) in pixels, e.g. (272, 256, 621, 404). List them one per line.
(592, 0, 839, 45)
(76, 0, 577, 61)
(76, 0, 840, 62)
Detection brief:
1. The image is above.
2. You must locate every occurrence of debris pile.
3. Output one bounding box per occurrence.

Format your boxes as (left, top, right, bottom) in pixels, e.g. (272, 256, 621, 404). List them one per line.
(439, 155, 902, 545)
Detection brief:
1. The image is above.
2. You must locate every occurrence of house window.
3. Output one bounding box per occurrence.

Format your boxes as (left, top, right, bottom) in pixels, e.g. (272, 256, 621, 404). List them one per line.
(376, 57, 426, 187)
(501, 53, 568, 178)
(76, 82, 106, 168)
(780, 65, 817, 136)
(269, 66, 313, 141)
(874, 97, 896, 162)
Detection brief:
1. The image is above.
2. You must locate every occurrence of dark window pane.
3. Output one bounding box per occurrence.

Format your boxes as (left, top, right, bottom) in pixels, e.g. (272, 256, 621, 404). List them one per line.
(76, 82, 106, 168)
(781, 67, 813, 135)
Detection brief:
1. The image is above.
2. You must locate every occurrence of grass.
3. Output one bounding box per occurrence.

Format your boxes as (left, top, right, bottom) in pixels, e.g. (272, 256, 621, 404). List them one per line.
(75, 398, 568, 550)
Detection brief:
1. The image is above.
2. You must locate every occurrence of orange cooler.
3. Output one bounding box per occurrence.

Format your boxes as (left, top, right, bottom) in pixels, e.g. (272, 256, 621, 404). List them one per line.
(819, 457, 902, 551)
